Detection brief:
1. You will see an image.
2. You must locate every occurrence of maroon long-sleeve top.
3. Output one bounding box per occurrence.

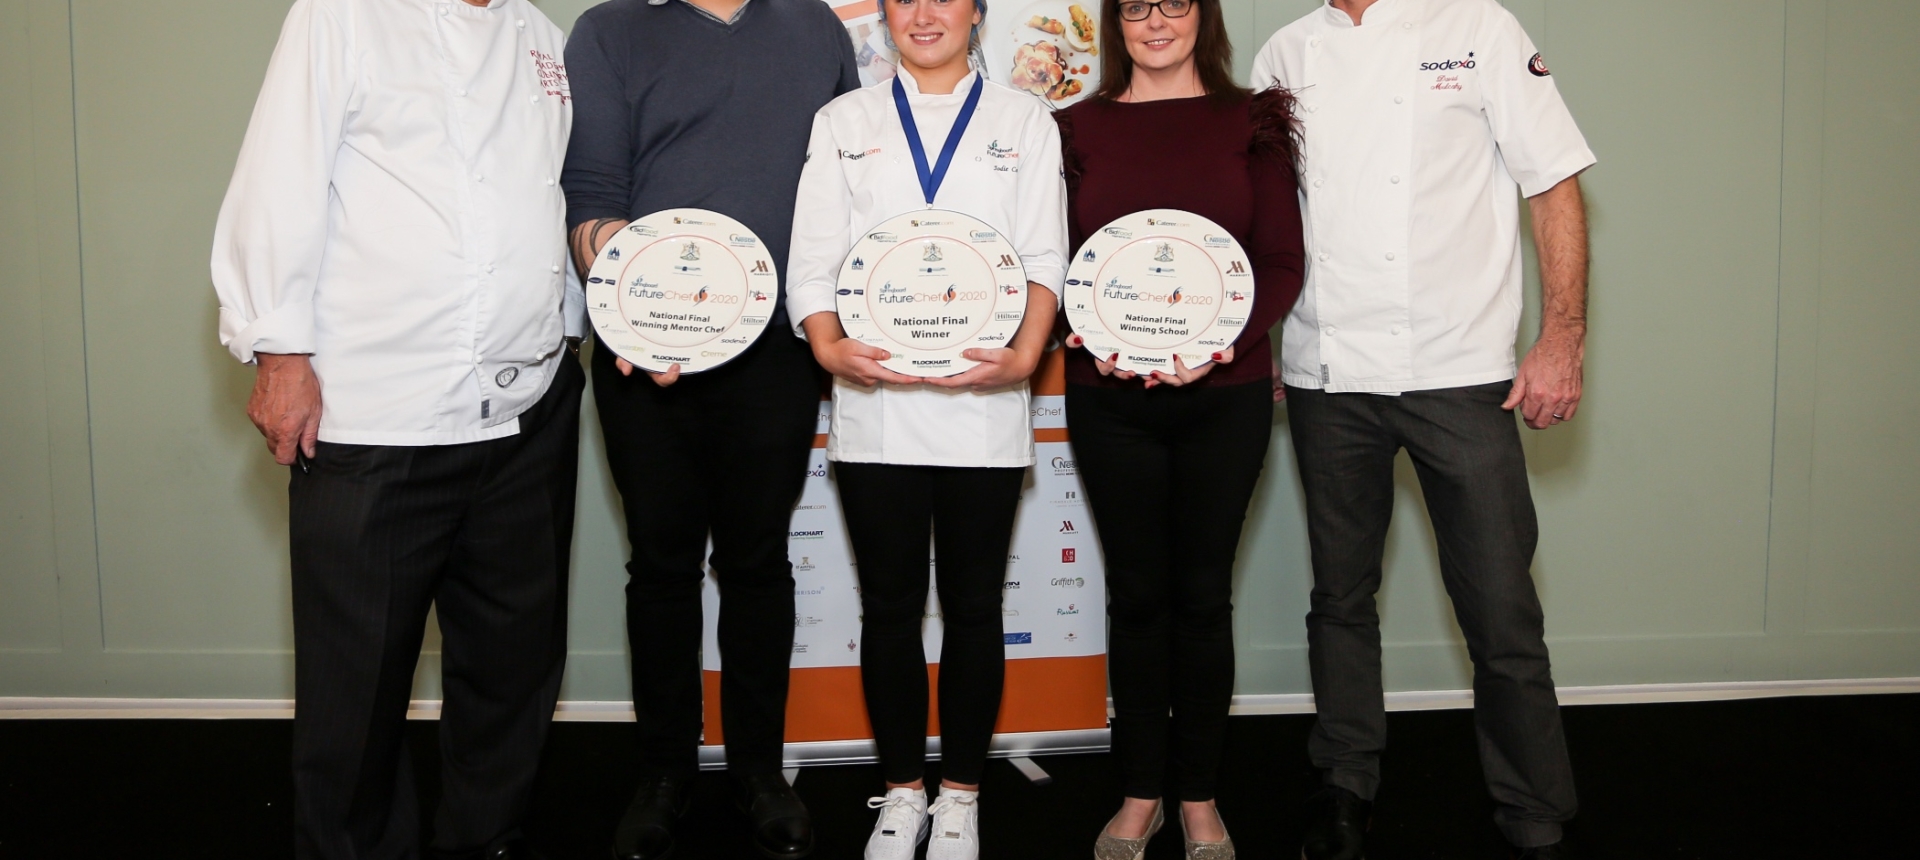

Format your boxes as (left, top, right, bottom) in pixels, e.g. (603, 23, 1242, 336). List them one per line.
(1057, 90, 1306, 389)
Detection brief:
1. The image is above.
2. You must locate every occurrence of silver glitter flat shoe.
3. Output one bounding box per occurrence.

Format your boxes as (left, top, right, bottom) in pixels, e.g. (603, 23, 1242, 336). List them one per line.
(1093, 801, 1163, 860)
(1183, 808, 1235, 860)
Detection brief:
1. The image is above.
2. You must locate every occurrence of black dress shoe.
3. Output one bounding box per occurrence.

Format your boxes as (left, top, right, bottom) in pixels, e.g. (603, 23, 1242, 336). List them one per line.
(1301, 785, 1371, 860)
(1514, 841, 1572, 859)
(733, 771, 814, 859)
(612, 774, 692, 860)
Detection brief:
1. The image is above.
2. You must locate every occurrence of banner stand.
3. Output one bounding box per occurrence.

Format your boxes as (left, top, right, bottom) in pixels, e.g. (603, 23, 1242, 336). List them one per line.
(695, 727, 1112, 772)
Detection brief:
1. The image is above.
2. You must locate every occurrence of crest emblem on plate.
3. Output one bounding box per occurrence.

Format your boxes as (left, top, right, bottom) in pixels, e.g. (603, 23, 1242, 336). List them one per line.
(680, 242, 700, 261)
(1154, 243, 1175, 263)
(923, 242, 943, 263)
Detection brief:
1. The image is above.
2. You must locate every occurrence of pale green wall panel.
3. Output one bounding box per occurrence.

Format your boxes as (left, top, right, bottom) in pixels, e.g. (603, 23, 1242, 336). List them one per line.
(69, 1, 295, 653)
(0, 2, 65, 652)
(1804, 2, 1920, 634)
(2, 0, 1917, 700)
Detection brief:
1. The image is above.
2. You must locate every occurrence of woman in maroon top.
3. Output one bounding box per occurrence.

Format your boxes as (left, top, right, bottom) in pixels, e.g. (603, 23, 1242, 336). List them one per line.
(1056, 0, 1303, 856)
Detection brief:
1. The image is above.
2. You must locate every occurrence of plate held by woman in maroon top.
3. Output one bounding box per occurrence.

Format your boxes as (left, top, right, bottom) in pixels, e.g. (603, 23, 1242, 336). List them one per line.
(1062, 208, 1254, 376)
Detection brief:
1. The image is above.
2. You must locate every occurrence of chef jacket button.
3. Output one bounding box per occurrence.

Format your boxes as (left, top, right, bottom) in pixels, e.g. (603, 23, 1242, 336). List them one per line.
(1394, 95, 1405, 104)
(438, 5, 449, 14)
(474, 173, 485, 182)
(1313, 179, 1324, 189)
(516, 18, 526, 27)
(1385, 252, 1397, 261)
(1310, 37, 1322, 47)
(486, 264, 496, 273)
(455, 88, 467, 97)
(1325, 326, 1337, 336)
(1402, 21, 1412, 28)
(530, 95, 540, 104)
(1390, 326, 1402, 335)
(546, 177, 555, 186)
(551, 264, 562, 273)
(1390, 175, 1401, 184)
(1317, 252, 1330, 262)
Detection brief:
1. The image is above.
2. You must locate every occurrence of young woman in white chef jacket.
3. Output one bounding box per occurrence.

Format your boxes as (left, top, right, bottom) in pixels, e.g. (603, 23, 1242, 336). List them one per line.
(785, 0, 1067, 857)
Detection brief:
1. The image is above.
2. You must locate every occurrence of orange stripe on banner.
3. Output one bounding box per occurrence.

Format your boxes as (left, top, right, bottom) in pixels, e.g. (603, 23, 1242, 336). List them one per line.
(702, 655, 1107, 745)
(1033, 428, 1070, 444)
(831, 1, 874, 23)
(1032, 347, 1068, 397)
(813, 433, 829, 449)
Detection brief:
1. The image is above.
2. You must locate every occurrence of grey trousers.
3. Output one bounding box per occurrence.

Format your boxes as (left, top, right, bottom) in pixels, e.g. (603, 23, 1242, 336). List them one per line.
(1285, 381, 1577, 848)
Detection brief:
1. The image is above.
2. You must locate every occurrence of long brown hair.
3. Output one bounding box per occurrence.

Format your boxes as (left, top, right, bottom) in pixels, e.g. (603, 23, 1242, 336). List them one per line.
(1092, 0, 1247, 102)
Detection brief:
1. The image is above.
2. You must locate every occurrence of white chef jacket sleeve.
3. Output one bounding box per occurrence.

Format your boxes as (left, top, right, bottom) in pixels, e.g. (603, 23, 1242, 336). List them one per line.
(1012, 101, 1068, 304)
(785, 111, 855, 339)
(1249, 32, 1284, 90)
(1479, 4, 1596, 198)
(563, 257, 587, 339)
(209, 0, 356, 364)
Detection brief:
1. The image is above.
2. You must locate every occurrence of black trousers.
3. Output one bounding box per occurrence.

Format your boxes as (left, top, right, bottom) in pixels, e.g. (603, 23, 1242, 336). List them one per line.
(288, 355, 583, 860)
(1285, 382, 1578, 848)
(1065, 380, 1273, 802)
(834, 462, 1024, 787)
(591, 331, 821, 778)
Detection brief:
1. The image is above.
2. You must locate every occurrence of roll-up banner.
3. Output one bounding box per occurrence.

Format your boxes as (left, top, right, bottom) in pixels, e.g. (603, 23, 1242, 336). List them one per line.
(693, 0, 1111, 770)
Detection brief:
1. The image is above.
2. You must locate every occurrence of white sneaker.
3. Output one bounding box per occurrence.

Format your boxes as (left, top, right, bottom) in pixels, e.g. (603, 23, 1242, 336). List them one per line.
(864, 786, 929, 860)
(926, 787, 981, 860)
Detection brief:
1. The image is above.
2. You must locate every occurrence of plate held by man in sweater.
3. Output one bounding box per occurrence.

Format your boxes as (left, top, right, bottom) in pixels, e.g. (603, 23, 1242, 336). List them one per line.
(835, 209, 1030, 378)
(584, 208, 777, 375)
(1062, 209, 1254, 376)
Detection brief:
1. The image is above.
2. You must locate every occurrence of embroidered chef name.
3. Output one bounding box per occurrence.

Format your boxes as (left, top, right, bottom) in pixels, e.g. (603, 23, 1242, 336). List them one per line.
(529, 50, 570, 103)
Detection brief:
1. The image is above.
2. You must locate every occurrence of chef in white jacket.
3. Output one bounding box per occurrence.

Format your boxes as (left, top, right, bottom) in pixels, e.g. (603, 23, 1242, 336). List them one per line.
(784, 0, 1065, 856)
(1251, 2, 1594, 858)
(209, 0, 580, 857)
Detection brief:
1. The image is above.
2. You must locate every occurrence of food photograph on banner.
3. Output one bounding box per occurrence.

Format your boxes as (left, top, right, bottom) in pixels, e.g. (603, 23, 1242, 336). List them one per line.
(829, 0, 1102, 103)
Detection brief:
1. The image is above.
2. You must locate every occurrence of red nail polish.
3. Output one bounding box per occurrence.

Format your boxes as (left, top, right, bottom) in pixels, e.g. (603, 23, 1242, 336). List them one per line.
(1211, 352, 1223, 362)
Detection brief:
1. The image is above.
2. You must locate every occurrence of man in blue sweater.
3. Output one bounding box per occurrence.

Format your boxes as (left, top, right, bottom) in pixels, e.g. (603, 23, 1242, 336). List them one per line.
(561, 2, 858, 858)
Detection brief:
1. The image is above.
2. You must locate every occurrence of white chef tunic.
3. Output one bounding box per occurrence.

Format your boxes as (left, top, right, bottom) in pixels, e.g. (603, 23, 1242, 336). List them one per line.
(211, 0, 576, 446)
(1251, 0, 1596, 394)
(787, 68, 1068, 468)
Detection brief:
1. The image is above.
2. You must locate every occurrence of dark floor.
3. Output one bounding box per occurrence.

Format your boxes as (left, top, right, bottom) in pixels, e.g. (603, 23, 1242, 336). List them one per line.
(1, 694, 1916, 859)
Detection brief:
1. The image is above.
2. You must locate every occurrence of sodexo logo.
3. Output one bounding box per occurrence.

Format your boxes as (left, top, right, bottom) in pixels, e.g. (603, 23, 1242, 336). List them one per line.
(1419, 52, 1476, 71)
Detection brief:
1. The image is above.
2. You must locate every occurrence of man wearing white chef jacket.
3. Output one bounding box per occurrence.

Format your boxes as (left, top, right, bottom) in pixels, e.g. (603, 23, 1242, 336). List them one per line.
(1252, 2, 1594, 858)
(210, 0, 580, 858)
(785, 0, 1066, 855)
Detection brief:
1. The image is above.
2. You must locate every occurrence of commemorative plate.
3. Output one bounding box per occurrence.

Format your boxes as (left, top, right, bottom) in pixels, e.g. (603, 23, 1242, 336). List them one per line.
(835, 209, 1030, 378)
(585, 208, 778, 374)
(1061, 209, 1255, 376)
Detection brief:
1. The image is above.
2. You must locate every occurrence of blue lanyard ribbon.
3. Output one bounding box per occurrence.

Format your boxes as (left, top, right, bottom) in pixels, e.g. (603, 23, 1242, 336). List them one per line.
(892, 73, 986, 207)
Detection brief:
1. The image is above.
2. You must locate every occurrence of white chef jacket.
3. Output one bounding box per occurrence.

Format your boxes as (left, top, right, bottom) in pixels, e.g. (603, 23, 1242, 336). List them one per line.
(787, 68, 1068, 468)
(1251, 0, 1595, 394)
(211, 0, 577, 446)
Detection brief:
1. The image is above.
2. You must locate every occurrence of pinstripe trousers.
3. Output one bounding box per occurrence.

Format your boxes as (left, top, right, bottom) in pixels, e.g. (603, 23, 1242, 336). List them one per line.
(286, 356, 584, 860)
